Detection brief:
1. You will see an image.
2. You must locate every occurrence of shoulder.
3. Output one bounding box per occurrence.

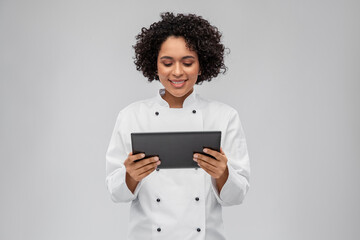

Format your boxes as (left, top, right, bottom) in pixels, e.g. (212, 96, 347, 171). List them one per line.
(116, 97, 156, 119)
(197, 94, 238, 117)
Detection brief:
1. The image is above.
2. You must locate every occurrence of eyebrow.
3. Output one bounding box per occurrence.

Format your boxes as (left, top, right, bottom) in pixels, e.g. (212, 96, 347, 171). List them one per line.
(159, 56, 195, 60)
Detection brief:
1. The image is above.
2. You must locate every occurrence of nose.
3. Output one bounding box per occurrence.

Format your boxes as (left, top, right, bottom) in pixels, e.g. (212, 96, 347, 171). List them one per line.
(172, 62, 184, 77)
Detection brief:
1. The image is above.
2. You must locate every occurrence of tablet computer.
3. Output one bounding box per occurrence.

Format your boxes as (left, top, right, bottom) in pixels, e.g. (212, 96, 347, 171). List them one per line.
(131, 131, 221, 169)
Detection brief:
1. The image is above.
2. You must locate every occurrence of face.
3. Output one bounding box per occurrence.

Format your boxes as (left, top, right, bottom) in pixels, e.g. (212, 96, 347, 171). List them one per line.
(157, 36, 201, 101)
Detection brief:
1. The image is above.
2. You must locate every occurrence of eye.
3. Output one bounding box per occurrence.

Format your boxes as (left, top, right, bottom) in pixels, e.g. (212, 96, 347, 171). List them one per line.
(183, 63, 193, 67)
(163, 63, 172, 67)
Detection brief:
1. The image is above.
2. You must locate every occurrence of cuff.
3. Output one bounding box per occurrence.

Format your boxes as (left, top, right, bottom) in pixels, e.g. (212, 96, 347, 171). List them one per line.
(211, 163, 247, 206)
(106, 166, 143, 203)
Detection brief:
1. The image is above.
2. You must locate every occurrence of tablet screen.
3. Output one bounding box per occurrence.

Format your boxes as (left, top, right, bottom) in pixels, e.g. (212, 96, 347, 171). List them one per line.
(131, 131, 221, 168)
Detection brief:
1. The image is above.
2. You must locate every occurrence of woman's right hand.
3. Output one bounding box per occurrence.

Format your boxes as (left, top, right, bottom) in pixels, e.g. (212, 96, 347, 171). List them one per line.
(124, 152, 161, 193)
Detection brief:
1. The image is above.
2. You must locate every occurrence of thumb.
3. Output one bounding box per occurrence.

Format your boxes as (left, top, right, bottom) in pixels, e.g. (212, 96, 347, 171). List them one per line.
(220, 147, 225, 155)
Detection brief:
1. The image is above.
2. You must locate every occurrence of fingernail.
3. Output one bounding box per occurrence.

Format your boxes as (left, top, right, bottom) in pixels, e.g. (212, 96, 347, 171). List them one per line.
(154, 156, 159, 160)
(157, 161, 161, 165)
(141, 154, 145, 158)
(203, 148, 208, 153)
(193, 158, 197, 162)
(194, 154, 198, 158)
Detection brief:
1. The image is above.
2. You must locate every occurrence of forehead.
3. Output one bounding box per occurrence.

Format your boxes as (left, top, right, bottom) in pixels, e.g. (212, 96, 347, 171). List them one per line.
(158, 36, 198, 58)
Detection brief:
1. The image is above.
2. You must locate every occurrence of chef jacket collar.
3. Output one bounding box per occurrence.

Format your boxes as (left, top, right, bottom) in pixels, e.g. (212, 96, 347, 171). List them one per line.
(156, 87, 197, 108)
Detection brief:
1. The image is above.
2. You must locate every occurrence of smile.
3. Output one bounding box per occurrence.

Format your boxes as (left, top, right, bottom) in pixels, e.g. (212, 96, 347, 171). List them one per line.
(169, 79, 187, 87)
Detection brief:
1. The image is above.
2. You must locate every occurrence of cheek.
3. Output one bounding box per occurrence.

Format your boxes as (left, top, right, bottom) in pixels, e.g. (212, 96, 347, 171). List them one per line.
(157, 65, 170, 76)
(157, 69, 170, 83)
(186, 62, 200, 75)
(185, 67, 200, 77)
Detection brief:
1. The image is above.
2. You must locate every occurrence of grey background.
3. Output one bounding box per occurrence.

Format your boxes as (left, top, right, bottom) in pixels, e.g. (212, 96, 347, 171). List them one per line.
(1, 0, 359, 239)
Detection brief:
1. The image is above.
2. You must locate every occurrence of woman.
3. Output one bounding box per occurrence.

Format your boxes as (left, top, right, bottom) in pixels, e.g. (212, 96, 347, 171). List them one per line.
(106, 12, 250, 240)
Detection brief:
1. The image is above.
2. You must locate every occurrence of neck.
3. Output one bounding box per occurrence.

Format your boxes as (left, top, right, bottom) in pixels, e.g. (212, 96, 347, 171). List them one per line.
(162, 88, 194, 108)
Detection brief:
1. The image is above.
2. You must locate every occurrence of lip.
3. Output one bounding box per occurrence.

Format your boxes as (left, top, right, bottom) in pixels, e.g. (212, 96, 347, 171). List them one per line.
(168, 79, 187, 88)
(169, 79, 187, 82)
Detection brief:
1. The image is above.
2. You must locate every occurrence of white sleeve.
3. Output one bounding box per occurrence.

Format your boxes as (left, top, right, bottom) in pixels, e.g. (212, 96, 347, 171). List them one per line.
(211, 109, 250, 206)
(105, 111, 143, 203)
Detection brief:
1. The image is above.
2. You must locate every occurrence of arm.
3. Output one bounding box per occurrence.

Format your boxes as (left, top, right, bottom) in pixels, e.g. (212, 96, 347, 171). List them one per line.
(105, 111, 140, 203)
(197, 109, 250, 206)
(216, 109, 250, 206)
(105, 111, 161, 202)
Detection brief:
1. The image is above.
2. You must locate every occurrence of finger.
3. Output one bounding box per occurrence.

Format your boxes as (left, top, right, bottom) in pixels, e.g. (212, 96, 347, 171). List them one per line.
(137, 165, 157, 179)
(134, 156, 160, 170)
(194, 153, 218, 167)
(124, 152, 133, 164)
(197, 158, 218, 172)
(197, 161, 216, 177)
(220, 147, 226, 155)
(136, 160, 160, 176)
(128, 153, 146, 163)
(203, 148, 223, 159)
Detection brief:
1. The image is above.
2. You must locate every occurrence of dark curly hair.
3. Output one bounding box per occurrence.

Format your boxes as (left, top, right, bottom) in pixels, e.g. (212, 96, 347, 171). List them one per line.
(132, 12, 228, 84)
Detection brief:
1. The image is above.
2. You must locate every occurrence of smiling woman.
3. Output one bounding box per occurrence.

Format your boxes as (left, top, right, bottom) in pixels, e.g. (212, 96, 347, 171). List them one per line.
(156, 36, 201, 108)
(106, 12, 250, 240)
(133, 12, 227, 84)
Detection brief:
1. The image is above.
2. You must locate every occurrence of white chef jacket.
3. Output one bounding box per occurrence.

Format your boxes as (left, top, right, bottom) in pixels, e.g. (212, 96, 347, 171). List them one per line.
(106, 87, 250, 240)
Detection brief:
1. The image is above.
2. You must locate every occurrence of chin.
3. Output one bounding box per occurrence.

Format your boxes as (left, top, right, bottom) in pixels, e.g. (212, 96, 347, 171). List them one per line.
(166, 89, 188, 97)
(169, 91, 186, 98)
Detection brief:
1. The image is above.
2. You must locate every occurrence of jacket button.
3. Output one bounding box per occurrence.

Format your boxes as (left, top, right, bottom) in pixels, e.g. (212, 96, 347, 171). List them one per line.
(192, 110, 196, 114)
(195, 197, 199, 201)
(157, 227, 161, 232)
(156, 198, 160, 202)
(155, 111, 159, 116)
(197, 228, 201, 232)
(156, 168, 160, 171)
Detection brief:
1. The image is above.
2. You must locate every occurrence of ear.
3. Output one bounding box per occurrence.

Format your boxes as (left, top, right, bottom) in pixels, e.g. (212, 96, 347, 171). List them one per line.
(198, 71, 201, 75)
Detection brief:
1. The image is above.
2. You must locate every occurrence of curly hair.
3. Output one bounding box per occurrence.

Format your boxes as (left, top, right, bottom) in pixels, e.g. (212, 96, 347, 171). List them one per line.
(132, 12, 228, 84)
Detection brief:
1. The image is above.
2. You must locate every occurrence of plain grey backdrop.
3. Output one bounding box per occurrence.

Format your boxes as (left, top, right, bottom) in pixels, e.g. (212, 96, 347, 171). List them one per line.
(1, 0, 359, 239)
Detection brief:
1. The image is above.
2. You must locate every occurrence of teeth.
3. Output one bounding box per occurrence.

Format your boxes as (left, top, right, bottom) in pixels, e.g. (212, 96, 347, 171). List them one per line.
(171, 80, 185, 84)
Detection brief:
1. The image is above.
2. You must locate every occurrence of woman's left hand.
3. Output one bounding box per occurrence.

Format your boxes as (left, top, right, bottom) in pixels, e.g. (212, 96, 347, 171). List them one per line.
(193, 147, 228, 179)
